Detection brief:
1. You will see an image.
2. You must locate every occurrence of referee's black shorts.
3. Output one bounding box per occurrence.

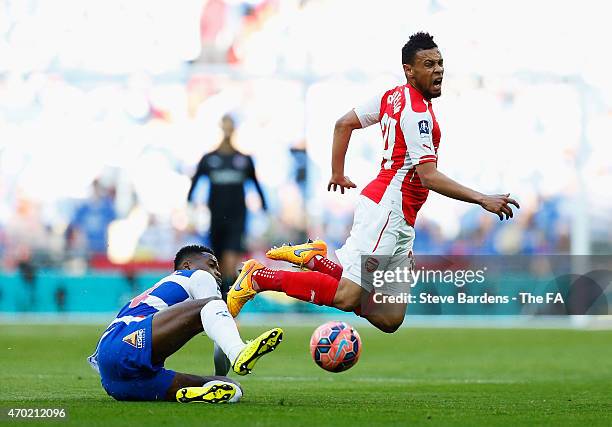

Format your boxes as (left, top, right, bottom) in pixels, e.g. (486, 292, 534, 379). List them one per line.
(209, 215, 246, 257)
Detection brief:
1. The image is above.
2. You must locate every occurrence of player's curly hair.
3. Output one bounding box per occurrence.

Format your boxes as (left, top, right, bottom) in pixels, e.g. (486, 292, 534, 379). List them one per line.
(174, 244, 215, 270)
(402, 32, 438, 65)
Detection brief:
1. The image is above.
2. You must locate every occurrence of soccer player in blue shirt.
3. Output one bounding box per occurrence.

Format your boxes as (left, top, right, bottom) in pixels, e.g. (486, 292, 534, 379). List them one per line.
(88, 245, 283, 403)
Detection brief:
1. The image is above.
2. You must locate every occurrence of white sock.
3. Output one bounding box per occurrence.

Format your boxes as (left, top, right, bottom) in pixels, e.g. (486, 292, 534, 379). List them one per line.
(200, 300, 246, 364)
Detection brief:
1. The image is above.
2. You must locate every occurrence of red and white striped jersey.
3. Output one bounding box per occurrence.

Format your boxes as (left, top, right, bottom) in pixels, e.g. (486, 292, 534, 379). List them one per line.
(354, 84, 441, 226)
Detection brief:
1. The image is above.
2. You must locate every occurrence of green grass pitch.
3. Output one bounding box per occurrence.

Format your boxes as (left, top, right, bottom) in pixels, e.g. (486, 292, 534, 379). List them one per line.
(1, 324, 611, 426)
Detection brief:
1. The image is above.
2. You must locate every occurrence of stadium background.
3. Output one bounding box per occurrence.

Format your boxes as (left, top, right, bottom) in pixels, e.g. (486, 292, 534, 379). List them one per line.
(1, 2, 612, 425)
(0, 0, 611, 317)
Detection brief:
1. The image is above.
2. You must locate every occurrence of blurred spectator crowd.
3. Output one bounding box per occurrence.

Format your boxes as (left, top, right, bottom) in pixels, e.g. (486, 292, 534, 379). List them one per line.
(0, 0, 610, 272)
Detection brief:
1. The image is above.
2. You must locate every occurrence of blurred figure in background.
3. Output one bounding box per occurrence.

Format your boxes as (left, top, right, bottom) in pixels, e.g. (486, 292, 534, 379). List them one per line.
(54, 285, 66, 312)
(17, 259, 37, 311)
(188, 114, 267, 294)
(66, 180, 117, 262)
(187, 114, 267, 375)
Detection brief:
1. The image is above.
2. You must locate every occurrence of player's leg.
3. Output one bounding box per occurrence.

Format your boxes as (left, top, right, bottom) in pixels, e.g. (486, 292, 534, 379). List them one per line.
(226, 259, 362, 317)
(226, 205, 374, 317)
(151, 297, 282, 375)
(227, 199, 375, 317)
(236, 267, 404, 332)
(213, 342, 231, 375)
(227, 260, 343, 316)
(329, 276, 406, 333)
(209, 218, 230, 289)
(207, 219, 234, 376)
(263, 197, 410, 332)
(166, 372, 243, 403)
(266, 239, 344, 280)
(151, 297, 232, 365)
(226, 259, 406, 332)
(218, 249, 242, 297)
(307, 254, 344, 280)
(332, 257, 407, 333)
(214, 214, 245, 293)
(358, 292, 407, 333)
(213, 216, 246, 375)
(260, 196, 384, 309)
(219, 239, 240, 296)
(96, 308, 241, 403)
(357, 228, 416, 333)
(102, 302, 281, 404)
(221, 250, 240, 283)
(104, 370, 243, 403)
(227, 196, 409, 331)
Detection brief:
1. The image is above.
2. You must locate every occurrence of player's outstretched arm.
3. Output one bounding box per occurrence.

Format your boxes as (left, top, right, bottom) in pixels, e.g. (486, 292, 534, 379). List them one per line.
(187, 157, 208, 202)
(415, 162, 520, 220)
(328, 110, 361, 194)
(246, 156, 267, 211)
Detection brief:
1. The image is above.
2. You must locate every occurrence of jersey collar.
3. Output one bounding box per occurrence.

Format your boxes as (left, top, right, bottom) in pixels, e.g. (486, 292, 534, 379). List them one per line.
(406, 83, 431, 106)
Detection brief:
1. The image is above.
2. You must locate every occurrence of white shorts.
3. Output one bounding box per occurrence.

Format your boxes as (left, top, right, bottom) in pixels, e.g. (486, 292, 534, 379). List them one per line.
(335, 195, 415, 295)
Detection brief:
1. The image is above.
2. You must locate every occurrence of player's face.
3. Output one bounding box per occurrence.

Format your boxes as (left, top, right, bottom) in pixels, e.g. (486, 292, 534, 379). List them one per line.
(188, 253, 222, 285)
(221, 117, 235, 138)
(404, 48, 444, 100)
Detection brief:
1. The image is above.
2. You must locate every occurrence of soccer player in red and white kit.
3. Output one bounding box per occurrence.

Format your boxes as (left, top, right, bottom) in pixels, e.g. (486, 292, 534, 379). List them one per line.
(227, 32, 519, 333)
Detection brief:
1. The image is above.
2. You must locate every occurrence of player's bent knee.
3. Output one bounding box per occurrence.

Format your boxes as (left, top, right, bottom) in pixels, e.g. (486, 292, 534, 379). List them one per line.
(333, 279, 362, 311)
(196, 296, 223, 308)
(334, 297, 359, 312)
(183, 296, 224, 319)
(375, 316, 404, 334)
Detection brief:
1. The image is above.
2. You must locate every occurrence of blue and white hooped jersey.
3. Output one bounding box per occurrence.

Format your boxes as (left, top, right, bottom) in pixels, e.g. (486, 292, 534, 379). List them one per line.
(88, 269, 221, 372)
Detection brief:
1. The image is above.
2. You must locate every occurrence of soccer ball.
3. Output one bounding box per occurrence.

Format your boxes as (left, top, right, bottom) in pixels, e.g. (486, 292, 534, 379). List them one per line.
(310, 321, 362, 372)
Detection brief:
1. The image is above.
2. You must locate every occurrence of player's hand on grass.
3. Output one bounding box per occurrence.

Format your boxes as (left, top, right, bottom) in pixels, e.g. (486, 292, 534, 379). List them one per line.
(480, 193, 520, 221)
(327, 174, 356, 194)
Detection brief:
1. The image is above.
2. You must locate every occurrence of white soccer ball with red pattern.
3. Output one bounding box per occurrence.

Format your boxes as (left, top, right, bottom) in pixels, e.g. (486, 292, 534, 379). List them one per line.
(310, 321, 362, 372)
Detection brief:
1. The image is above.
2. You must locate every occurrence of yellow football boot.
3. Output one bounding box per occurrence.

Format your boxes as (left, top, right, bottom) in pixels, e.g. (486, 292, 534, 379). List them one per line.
(232, 328, 284, 375)
(176, 381, 237, 403)
(227, 259, 264, 317)
(265, 239, 328, 268)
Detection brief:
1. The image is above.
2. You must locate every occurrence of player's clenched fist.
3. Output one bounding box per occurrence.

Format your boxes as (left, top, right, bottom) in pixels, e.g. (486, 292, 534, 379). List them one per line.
(480, 193, 520, 221)
(327, 175, 356, 194)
